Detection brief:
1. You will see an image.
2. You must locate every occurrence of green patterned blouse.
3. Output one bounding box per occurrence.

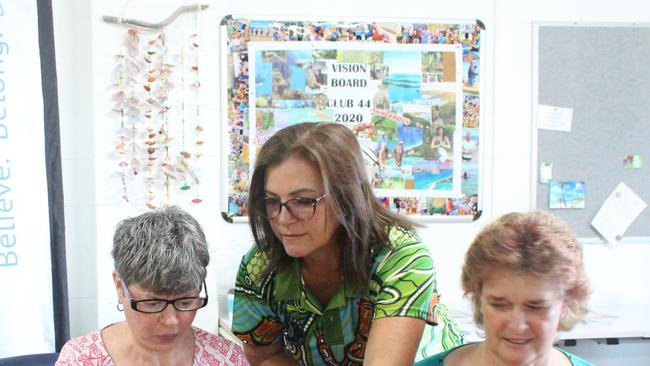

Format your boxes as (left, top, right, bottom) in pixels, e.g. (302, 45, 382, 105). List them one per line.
(232, 226, 463, 365)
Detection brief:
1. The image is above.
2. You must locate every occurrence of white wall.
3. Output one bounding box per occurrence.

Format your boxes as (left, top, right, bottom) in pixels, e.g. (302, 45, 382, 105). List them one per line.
(53, 0, 650, 364)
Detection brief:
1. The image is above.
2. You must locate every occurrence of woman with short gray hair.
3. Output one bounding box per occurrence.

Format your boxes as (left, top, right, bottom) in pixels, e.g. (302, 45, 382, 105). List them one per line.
(57, 206, 248, 365)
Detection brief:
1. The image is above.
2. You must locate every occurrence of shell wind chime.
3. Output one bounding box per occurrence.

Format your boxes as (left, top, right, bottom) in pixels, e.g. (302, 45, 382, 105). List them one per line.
(111, 12, 203, 209)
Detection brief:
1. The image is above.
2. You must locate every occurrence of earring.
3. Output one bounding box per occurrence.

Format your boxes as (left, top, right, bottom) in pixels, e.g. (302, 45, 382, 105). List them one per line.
(116, 303, 124, 312)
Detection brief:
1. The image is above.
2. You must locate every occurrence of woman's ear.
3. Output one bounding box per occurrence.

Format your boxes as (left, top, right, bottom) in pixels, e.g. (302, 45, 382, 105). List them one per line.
(112, 270, 124, 302)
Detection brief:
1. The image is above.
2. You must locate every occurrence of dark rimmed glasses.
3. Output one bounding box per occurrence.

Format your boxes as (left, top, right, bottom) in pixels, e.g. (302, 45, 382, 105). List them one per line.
(255, 193, 327, 220)
(122, 280, 208, 314)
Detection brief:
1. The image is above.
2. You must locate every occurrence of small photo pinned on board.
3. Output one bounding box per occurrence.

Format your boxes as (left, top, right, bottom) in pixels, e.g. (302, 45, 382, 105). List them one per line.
(549, 180, 585, 209)
(623, 154, 643, 169)
(539, 162, 553, 184)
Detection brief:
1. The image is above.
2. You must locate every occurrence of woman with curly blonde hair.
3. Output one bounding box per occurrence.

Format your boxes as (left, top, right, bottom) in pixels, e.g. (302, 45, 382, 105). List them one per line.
(417, 210, 592, 366)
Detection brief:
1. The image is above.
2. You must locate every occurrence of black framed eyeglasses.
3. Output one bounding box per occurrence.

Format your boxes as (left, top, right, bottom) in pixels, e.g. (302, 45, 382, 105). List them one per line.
(122, 280, 208, 314)
(255, 193, 327, 220)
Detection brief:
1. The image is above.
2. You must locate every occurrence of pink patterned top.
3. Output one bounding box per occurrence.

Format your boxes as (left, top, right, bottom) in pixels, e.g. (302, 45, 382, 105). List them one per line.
(55, 325, 249, 366)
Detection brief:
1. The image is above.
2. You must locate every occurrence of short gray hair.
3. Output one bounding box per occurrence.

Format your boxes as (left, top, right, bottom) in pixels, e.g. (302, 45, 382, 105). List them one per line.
(112, 206, 209, 293)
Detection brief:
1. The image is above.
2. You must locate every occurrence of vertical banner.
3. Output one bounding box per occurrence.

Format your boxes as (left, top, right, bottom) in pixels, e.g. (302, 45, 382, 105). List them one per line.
(0, 1, 57, 357)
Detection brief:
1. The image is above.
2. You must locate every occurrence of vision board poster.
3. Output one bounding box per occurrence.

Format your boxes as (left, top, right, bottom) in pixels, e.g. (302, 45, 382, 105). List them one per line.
(223, 19, 483, 219)
(249, 42, 463, 195)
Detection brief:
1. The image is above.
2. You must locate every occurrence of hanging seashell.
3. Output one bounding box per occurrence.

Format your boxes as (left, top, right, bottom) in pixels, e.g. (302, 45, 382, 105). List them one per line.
(191, 198, 203, 204)
(111, 91, 125, 101)
(125, 59, 140, 74)
(127, 28, 139, 42)
(147, 75, 157, 83)
(124, 107, 140, 118)
(180, 151, 191, 159)
(144, 85, 151, 92)
(127, 96, 139, 107)
(127, 45, 139, 58)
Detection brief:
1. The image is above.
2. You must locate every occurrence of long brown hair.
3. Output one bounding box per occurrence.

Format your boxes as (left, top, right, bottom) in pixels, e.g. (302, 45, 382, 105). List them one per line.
(248, 122, 418, 290)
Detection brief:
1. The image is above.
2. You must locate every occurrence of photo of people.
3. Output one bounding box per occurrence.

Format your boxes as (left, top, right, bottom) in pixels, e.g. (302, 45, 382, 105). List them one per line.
(461, 162, 478, 196)
(422, 51, 456, 83)
(463, 51, 480, 93)
(461, 128, 478, 162)
(430, 125, 452, 162)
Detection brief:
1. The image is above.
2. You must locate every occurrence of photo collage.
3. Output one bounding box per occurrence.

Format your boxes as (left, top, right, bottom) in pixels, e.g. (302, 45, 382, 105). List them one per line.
(224, 18, 482, 219)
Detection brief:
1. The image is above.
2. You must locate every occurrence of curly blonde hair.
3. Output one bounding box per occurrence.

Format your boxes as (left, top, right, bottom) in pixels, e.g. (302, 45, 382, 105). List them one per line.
(462, 210, 591, 331)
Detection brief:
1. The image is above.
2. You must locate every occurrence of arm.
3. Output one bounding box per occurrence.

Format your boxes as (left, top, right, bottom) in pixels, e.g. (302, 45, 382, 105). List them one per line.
(366, 229, 444, 365)
(363, 316, 426, 366)
(430, 137, 440, 149)
(232, 247, 292, 365)
(243, 343, 299, 366)
(441, 136, 451, 149)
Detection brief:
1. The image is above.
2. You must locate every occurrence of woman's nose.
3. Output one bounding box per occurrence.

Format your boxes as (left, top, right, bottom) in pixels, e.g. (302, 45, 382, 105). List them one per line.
(507, 309, 529, 333)
(159, 304, 180, 325)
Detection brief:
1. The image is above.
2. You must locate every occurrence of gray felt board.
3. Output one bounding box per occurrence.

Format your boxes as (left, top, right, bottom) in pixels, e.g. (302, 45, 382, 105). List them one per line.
(536, 25, 650, 238)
